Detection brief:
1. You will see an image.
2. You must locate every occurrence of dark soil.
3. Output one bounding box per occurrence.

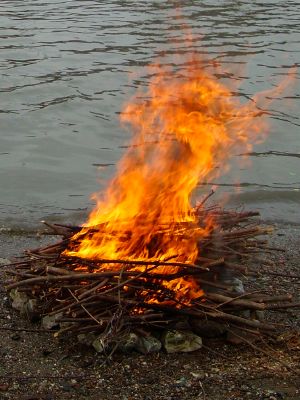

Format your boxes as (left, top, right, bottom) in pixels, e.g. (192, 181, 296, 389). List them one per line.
(0, 222, 299, 400)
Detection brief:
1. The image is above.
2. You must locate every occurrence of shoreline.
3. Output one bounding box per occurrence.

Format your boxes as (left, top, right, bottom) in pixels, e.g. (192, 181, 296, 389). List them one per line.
(1, 218, 300, 258)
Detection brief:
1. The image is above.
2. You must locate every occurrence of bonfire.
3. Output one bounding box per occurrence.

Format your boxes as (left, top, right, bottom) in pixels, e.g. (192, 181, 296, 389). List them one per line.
(4, 56, 297, 354)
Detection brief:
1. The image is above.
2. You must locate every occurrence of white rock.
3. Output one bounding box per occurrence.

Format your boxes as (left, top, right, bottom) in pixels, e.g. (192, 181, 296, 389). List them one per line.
(41, 313, 62, 330)
(92, 335, 106, 353)
(162, 330, 202, 353)
(0, 258, 10, 265)
(10, 289, 28, 314)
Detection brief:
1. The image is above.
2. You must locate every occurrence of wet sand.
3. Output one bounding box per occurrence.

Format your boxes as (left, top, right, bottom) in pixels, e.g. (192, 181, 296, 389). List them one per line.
(0, 222, 299, 400)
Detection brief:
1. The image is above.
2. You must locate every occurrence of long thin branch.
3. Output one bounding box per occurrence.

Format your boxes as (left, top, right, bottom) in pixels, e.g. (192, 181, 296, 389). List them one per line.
(62, 256, 214, 271)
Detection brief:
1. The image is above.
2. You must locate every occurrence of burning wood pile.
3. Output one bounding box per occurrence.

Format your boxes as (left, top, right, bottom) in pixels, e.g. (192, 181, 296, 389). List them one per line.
(5, 205, 296, 353)
(4, 55, 297, 354)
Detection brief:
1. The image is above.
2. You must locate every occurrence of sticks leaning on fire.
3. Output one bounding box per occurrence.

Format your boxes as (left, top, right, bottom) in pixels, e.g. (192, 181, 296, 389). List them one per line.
(3, 206, 299, 355)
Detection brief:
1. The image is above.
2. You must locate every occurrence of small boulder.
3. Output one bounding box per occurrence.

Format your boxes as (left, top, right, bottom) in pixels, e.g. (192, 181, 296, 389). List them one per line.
(41, 313, 62, 330)
(0, 258, 10, 265)
(135, 335, 161, 354)
(10, 289, 29, 314)
(118, 333, 139, 353)
(162, 330, 202, 353)
(223, 277, 245, 295)
(26, 298, 39, 321)
(92, 335, 106, 353)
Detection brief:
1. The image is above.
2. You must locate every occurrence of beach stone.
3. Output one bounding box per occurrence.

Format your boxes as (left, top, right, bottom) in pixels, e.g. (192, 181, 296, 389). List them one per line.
(223, 277, 245, 295)
(10, 290, 39, 320)
(190, 319, 226, 338)
(10, 289, 29, 314)
(135, 335, 162, 354)
(118, 333, 139, 353)
(118, 333, 161, 354)
(162, 330, 202, 353)
(26, 298, 40, 321)
(0, 258, 10, 265)
(42, 313, 62, 330)
(92, 335, 106, 353)
(26, 298, 37, 312)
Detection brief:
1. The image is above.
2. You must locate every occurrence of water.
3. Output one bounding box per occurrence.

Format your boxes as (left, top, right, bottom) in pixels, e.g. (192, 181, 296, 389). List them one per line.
(0, 0, 299, 229)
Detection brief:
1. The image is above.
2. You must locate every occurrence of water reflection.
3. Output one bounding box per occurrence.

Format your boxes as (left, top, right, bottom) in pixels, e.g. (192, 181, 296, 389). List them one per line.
(0, 0, 299, 227)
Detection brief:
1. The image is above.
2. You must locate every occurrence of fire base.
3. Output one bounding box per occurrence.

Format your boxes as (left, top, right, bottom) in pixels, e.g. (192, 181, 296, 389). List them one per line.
(4, 207, 297, 354)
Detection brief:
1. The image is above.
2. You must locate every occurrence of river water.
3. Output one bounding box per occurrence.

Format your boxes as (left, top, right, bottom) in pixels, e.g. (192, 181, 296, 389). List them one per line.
(0, 0, 299, 230)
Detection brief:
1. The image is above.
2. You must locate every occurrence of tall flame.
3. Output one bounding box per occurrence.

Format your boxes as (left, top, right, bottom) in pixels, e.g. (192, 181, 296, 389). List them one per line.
(65, 55, 292, 303)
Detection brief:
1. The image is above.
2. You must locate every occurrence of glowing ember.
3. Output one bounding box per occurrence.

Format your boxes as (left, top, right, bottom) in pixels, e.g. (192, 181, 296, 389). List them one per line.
(65, 55, 291, 304)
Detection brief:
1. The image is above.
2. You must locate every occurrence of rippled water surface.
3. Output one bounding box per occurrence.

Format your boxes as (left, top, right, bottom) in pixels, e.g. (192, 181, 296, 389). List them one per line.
(0, 0, 299, 228)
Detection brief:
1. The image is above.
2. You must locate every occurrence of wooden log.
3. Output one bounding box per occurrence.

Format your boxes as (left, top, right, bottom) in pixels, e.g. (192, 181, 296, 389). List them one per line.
(205, 292, 266, 310)
(138, 302, 276, 331)
(245, 294, 293, 303)
(26, 239, 68, 255)
(46, 266, 73, 275)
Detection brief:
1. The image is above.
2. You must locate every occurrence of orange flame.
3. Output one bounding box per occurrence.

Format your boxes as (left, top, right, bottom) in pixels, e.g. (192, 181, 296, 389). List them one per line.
(65, 55, 293, 304)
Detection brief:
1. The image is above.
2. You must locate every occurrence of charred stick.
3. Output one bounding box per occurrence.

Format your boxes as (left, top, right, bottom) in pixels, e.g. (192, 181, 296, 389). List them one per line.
(77, 279, 110, 299)
(202, 310, 275, 331)
(25, 253, 59, 260)
(26, 239, 69, 255)
(47, 293, 121, 316)
(6, 271, 148, 290)
(41, 221, 79, 237)
(7, 266, 222, 290)
(228, 325, 263, 337)
(68, 288, 106, 326)
(99, 266, 161, 297)
(1, 261, 29, 268)
(4, 270, 37, 278)
(49, 222, 81, 231)
(196, 189, 215, 208)
(46, 266, 74, 275)
(245, 294, 293, 303)
(205, 293, 266, 310)
(137, 303, 276, 331)
(128, 312, 165, 321)
(69, 324, 109, 333)
(57, 317, 95, 323)
(59, 284, 86, 290)
(62, 256, 211, 271)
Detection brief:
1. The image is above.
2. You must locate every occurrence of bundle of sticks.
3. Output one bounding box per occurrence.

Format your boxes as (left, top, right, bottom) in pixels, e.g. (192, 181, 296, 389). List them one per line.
(4, 206, 298, 350)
